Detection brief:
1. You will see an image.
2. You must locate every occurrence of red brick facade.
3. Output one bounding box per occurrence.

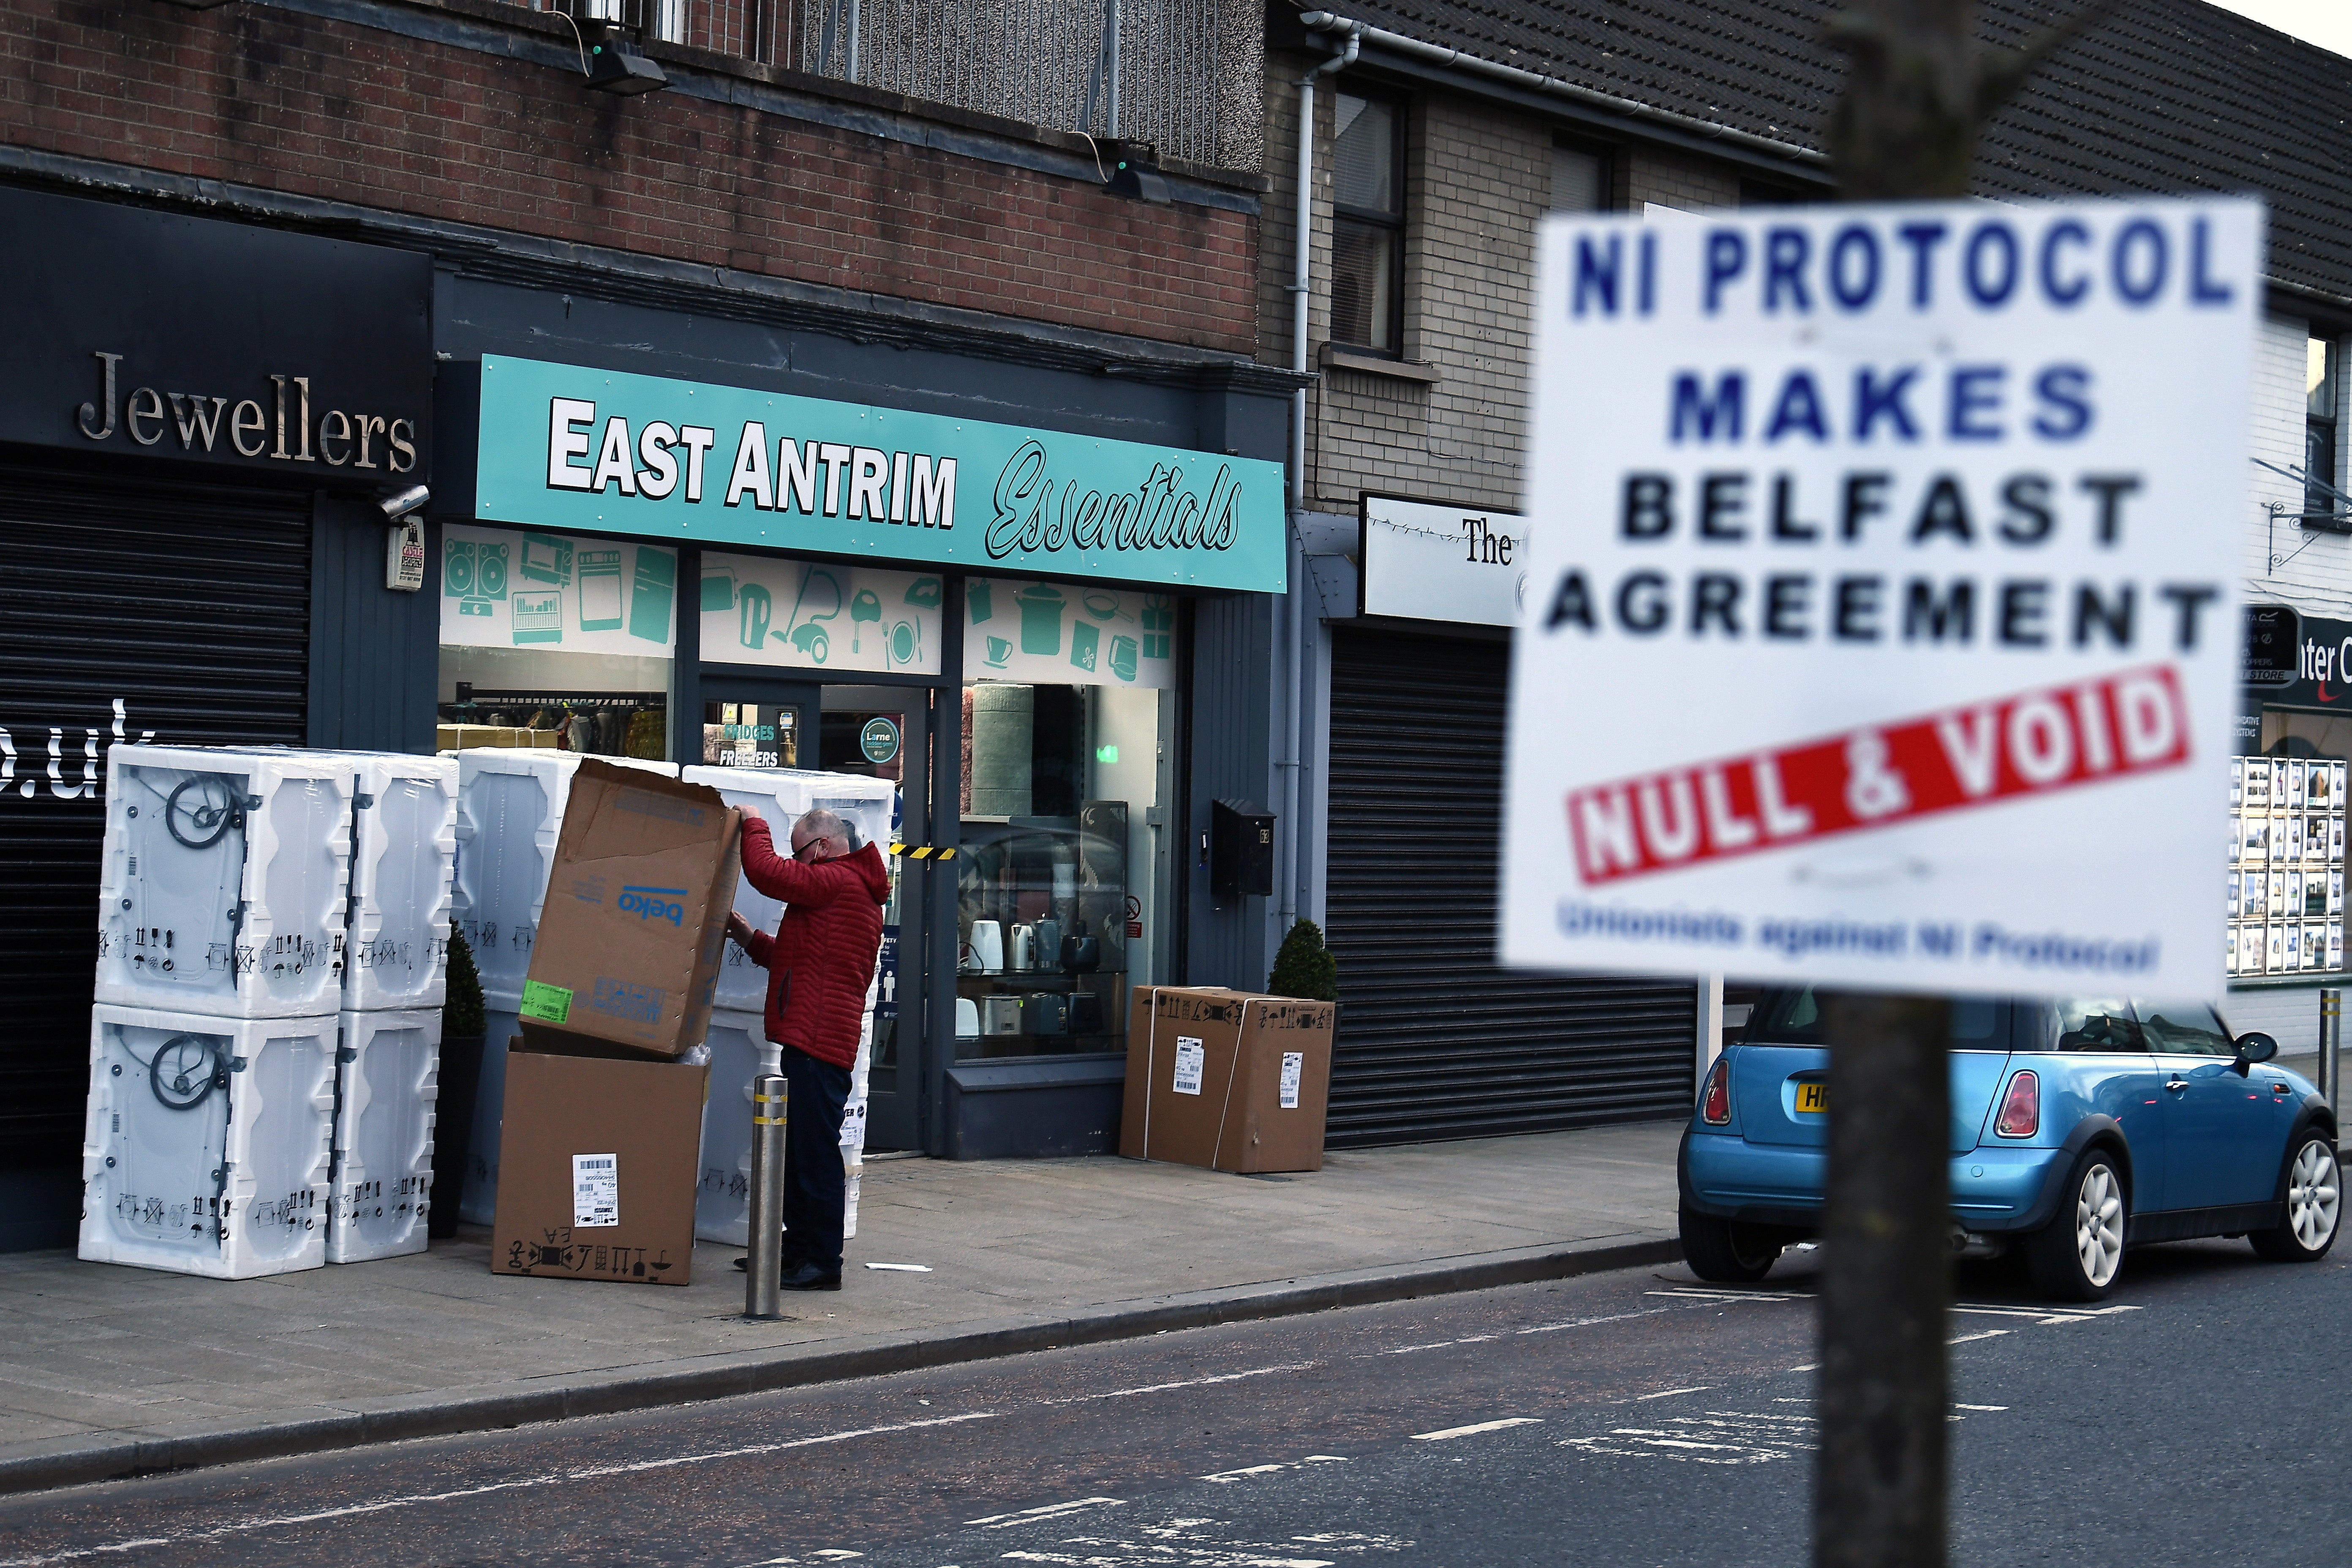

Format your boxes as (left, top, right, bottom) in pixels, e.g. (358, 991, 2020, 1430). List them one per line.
(1, 0, 1258, 353)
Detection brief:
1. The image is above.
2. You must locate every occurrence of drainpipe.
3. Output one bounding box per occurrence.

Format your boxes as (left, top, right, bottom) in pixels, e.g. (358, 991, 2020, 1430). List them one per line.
(1285, 23, 1358, 936)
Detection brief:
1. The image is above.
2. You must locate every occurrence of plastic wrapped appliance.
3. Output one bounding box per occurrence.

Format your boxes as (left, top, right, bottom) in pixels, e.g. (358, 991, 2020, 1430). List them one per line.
(679, 765, 898, 1013)
(693, 1009, 781, 1245)
(457, 1004, 520, 1227)
(448, 750, 583, 1007)
(326, 1008, 440, 1263)
(338, 753, 459, 1011)
(96, 746, 355, 1019)
(80, 1005, 337, 1279)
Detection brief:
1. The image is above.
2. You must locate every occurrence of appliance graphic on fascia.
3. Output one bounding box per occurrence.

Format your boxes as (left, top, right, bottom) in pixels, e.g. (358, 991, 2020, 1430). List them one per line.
(577, 550, 623, 632)
(630, 549, 675, 645)
(521, 533, 573, 587)
(512, 589, 564, 645)
(445, 539, 509, 620)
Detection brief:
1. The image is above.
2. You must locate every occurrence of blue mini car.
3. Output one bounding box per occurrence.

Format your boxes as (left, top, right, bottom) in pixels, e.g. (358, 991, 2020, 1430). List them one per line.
(1679, 990, 2342, 1299)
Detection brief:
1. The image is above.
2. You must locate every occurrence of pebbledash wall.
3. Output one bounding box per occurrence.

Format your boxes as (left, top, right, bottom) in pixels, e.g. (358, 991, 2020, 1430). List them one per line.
(0, 0, 1303, 1246)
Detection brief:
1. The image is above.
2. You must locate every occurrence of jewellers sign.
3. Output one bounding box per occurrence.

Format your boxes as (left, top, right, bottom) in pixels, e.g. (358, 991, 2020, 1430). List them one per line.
(469, 356, 1288, 593)
(0, 186, 432, 480)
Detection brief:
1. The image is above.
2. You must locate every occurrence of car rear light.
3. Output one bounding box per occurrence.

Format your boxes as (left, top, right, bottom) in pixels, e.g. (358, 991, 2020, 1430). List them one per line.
(1700, 1056, 1732, 1125)
(1993, 1069, 2039, 1138)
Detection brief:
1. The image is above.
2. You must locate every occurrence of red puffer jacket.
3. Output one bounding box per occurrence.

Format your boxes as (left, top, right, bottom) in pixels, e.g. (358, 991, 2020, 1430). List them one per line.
(736, 818, 891, 1070)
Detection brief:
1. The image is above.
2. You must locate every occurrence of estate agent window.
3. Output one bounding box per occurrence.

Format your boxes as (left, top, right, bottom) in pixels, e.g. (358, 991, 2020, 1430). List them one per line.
(1331, 91, 1405, 354)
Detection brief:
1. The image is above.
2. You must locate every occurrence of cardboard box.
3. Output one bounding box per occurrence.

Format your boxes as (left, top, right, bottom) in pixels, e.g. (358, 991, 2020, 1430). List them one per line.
(490, 1044, 706, 1285)
(517, 760, 741, 1060)
(1120, 986, 1335, 1173)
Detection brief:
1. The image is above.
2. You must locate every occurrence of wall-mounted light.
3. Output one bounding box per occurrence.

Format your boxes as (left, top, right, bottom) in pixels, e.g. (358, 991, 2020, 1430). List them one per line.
(585, 27, 669, 94)
(1104, 139, 1171, 204)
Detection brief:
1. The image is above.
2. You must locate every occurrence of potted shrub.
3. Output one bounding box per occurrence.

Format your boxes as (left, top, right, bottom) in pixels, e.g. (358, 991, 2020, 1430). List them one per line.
(428, 928, 486, 1241)
(1267, 917, 1339, 1003)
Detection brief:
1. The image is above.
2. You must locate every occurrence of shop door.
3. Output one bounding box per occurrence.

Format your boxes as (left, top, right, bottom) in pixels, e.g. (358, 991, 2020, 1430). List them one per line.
(1321, 626, 1699, 1147)
(0, 460, 313, 1179)
(698, 676, 929, 1152)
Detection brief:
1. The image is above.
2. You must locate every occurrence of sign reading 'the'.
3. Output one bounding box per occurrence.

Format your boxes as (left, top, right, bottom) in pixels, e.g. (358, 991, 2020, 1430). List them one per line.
(1500, 197, 2261, 996)
(1359, 493, 1531, 626)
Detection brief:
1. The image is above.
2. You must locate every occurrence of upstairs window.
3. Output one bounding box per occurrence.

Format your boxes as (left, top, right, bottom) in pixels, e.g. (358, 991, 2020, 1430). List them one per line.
(2310, 334, 2341, 521)
(1331, 92, 1404, 353)
(1551, 142, 1607, 212)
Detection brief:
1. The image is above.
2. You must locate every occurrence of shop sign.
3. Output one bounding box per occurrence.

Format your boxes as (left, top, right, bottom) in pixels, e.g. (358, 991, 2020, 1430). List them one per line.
(2243, 604, 2298, 688)
(0, 186, 432, 481)
(440, 524, 678, 653)
(701, 554, 942, 675)
(2251, 610, 2352, 709)
(859, 717, 901, 765)
(1358, 493, 1530, 626)
(1501, 196, 2260, 996)
(964, 577, 1179, 689)
(470, 357, 1287, 594)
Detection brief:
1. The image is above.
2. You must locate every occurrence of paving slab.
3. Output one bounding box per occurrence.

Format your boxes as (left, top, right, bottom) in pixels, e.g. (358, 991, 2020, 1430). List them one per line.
(0, 1121, 1684, 1494)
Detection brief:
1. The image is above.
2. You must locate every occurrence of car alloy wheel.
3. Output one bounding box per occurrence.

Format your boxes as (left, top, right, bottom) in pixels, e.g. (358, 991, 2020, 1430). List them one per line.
(2024, 1150, 2126, 1301)
(2253, 1136, 2341, 1262)
(2072, 1162, 2125, 1288)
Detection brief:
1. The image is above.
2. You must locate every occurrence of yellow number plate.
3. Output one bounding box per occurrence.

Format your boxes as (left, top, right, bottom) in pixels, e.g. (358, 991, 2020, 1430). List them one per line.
(1795, 1082, 1829, 1115)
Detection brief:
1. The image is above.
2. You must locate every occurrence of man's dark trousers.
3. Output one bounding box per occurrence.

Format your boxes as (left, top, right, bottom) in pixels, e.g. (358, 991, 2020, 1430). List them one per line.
(779, 1043, 851, 1276)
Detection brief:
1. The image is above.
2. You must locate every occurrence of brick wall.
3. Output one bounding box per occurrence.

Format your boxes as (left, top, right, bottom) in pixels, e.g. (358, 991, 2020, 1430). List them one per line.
(1622, 145, 1744, 213)
(1, 0, 1257, 354)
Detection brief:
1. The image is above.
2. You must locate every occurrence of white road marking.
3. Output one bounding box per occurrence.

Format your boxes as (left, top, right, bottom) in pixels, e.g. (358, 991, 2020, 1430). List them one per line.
(1633, 1386, 1711, 1401)
(1949, 1329, 2011, 1346)
(0, 1413, 1001, 1568)
(863, 1262, 931, 1272)
(1056, 1364, 1318, 1403)
(1954, 1404, 2009, 1412)
(1564, 1409, 1813, 1466)
(1647, 1288, 1807, 1304)
(1201, 1464, 1290, 1483)
(809, 1553, 864, 1561)
(1410, 1418, 1542, 1441)
(1516, 1306, 1677, 1335)
(1379, 1341, 1462, 1356)
(966, 1498, 1124, 1528)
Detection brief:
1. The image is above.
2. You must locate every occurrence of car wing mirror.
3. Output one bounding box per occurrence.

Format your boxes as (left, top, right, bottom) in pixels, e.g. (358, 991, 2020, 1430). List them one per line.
(2231, 1031, 2278, 1075)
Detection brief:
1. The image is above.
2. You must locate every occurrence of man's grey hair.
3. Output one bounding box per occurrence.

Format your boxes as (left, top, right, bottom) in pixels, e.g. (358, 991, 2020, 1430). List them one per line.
(794, 806, 854, 850)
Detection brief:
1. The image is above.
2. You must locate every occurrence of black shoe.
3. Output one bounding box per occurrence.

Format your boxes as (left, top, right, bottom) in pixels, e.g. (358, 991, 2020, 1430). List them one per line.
(779, 1262, 842, 1291)
(735, 1255, 810, 1274)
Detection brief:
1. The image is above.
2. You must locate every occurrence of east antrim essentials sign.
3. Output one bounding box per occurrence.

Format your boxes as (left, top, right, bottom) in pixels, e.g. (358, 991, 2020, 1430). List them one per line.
(472, 357, 1287, 593)
(1500, 196, 2260, 996)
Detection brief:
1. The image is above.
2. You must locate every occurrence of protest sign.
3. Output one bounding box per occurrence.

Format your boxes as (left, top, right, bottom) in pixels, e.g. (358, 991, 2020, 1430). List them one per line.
(1501, 197, 2260, 995)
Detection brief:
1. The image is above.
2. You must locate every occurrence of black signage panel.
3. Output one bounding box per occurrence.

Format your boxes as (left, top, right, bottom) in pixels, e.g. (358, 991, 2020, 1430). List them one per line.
(0, 186, 433, 482)
(2244, 604, 2299, 688)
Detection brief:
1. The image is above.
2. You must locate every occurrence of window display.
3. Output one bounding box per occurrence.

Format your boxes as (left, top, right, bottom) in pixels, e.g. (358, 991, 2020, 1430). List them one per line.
(438, 525, 676, 759)
(2227, 753, 2348, 976)
(956, 681, 1176, 1059)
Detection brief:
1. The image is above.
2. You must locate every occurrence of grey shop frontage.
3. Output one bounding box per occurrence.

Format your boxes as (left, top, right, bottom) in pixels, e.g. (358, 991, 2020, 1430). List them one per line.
(0, 181, 1300, 1248)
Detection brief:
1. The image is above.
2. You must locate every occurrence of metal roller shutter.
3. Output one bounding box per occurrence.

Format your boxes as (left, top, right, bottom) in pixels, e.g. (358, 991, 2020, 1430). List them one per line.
(1323, 626, 1696, 1147)
(0, 459, 312, 1171)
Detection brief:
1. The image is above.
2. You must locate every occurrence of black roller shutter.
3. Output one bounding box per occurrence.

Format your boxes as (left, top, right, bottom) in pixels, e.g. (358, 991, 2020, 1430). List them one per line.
(1323, 625, 1696, 1146)
(0, 458, 312, 1173)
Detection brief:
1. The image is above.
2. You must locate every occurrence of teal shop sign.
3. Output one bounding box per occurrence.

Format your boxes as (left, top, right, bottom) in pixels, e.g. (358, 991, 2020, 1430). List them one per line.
(472, 356, 1287, 594)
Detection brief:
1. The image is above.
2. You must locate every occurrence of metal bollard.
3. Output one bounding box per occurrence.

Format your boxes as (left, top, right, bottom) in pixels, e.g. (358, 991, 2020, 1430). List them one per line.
(746, 1074, 787, 1320)
(2322, 991, 2342, 1120)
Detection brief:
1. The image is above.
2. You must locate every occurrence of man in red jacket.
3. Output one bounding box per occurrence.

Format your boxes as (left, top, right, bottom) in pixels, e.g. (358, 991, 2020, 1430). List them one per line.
(723, 803, 891, 1291)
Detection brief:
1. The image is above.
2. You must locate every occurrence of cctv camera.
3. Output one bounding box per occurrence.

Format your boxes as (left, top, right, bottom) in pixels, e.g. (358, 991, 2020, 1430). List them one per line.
(378, 484, 431, 522)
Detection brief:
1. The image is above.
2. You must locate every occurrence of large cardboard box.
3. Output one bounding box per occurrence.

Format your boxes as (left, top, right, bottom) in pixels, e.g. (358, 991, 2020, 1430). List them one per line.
(490, 1044, 705, 1285)
(1120, 986, 1335, 1173)
(517, 760, 741, 1060)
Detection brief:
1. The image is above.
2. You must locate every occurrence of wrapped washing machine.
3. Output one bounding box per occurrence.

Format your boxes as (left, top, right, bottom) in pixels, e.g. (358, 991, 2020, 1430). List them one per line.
(693, 1008, 781, 1246)
(448, 749, 582, 1005)
(80, 1005, 338, 1279)
(327, 1008, 441, 1263)
(95, 746, 355, 1019)
(457, 1003, 520, 1228)
(338, 753, 459, 1012)
(680, 765, 898, 1015)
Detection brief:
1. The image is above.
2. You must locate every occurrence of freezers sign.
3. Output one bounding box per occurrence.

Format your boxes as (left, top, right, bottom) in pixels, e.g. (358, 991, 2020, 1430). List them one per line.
(471, 356, 1286, 593)
(1500, 197, 2260, 996)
